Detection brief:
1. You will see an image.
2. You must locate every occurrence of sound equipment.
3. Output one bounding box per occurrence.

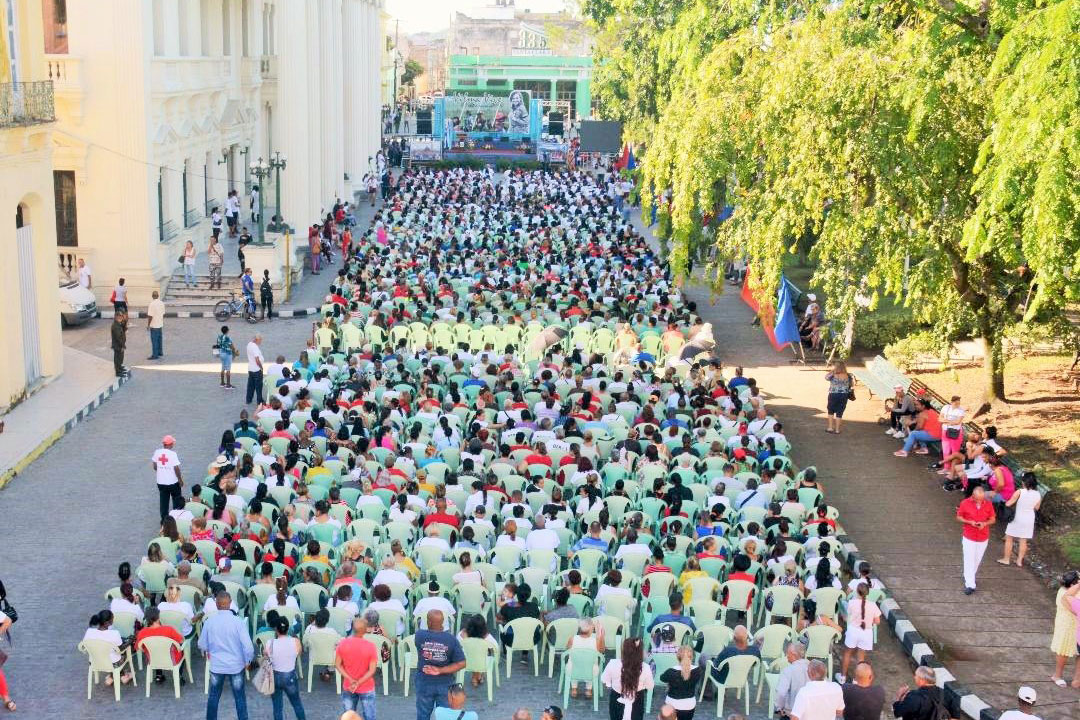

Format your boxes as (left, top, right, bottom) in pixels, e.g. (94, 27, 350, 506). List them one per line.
(548, 111, 564, 136)
(415, 110, 432, 135)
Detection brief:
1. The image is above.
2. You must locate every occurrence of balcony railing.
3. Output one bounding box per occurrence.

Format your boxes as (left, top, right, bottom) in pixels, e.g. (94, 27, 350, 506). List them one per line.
(0, 81, 56, 128)
(260, 55, 277, 80)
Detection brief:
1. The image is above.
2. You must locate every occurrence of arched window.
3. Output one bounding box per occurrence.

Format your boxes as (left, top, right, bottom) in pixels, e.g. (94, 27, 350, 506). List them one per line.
(15, 202, 27, 229)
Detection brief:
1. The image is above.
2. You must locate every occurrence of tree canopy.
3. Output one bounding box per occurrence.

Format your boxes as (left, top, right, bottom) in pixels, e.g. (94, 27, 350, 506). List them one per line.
(585, 0, 1080, 399)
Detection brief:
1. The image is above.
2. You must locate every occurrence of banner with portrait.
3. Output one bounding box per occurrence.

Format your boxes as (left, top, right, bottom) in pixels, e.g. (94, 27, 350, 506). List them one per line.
(442, 91, 533, 136)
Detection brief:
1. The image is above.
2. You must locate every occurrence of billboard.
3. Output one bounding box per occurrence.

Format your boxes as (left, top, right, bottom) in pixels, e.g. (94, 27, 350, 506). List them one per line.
(578, 120, 623, 154)
(442, 91, 532, 135)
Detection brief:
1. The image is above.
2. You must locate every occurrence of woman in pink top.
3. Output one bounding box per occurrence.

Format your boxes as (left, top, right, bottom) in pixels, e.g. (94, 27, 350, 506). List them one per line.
(987, 454, 1015, 503)
(839, 583, 882, 683)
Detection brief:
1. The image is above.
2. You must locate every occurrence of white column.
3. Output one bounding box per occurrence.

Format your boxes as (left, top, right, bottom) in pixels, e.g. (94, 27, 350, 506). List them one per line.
(306, 0, 323, 219)
(276, 0, 314, 230)
(368, 2, 383, 167)
(330, 0, 344, 199)
(342, 0, 360, 194)
(319, 0, 343, 204)
(359, 0, 372, 174)
(162, 0, 181, 56)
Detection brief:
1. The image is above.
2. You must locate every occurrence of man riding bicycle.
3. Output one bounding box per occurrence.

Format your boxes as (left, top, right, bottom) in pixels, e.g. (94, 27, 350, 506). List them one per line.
(241, 267, 256, 314)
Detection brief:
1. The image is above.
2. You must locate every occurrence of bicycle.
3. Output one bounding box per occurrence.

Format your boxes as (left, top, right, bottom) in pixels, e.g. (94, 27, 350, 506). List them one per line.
(214, 292, 259, 324)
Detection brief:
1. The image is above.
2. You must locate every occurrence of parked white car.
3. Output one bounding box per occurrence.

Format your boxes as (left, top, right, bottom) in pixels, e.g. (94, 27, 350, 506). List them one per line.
(58, 278, 97, 326)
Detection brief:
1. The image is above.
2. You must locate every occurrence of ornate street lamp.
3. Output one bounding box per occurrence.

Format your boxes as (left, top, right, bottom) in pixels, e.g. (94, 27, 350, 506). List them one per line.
(266, 151, 288, 233)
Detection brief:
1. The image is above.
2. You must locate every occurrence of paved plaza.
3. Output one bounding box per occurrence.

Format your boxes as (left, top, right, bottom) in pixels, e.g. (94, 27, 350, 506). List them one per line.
(0, 196, 1067, 720)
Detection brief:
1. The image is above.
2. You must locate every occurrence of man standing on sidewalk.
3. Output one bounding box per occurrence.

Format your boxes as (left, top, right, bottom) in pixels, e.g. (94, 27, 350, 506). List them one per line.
(151, 435, 183, 522)
(110, 310, 128, 377)
(198, 591, 253, 720)
(956, 484, 995, 595)
(146, 291, 165, 360)
(246, 334, 265, 405)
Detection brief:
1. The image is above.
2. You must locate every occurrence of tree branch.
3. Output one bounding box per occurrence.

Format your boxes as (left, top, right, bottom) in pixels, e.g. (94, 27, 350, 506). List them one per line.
(919, 0, 991, 40)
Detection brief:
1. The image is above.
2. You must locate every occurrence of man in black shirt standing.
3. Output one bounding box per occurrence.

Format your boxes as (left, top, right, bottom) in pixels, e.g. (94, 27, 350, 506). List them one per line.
(842, 662, 885, 720)
(892, 666, 944, 720)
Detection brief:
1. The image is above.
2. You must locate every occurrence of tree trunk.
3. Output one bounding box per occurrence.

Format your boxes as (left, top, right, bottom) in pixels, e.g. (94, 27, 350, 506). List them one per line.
(979, 329, 1006, 402)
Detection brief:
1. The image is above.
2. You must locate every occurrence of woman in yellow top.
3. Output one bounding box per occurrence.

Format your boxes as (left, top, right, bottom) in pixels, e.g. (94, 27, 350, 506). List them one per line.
(390, 539, 421, 581)
(1050, 570, 1079, 687)
(678, 556, 709, 604)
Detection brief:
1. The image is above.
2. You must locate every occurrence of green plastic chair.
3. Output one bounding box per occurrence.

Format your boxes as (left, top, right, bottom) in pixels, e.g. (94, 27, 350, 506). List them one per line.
(364, 633, 396, 695)
(560, 647, 603, 711)
(760, 585, 801, 628)
(78, 638, 137, 701)
(457, 637, 498, 702)
(303, 630, 342, 692)
(502, 617, 543, 677)
(399, 634, 418, 697)
(543, 617, 580, 678)
(801, 624, 840, 676)
(699, 653, 760, 716)
(694, 625, 733, 660)
(137, 635, 191, 697)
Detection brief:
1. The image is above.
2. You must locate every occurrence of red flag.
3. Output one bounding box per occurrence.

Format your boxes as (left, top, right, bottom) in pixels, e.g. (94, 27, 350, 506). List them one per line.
(613, 144, 629, 171)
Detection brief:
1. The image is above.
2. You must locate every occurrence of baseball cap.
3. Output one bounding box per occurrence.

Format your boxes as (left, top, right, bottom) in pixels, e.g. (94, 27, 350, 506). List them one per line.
(1017, 686, 1036, 703)
(543, 707, 563, 720)
(162, 435, 176, 445)
(733, 448, 747, 460)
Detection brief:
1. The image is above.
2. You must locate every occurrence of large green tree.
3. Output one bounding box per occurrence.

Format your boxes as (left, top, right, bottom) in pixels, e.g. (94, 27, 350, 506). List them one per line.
(586, 0, 1080, 400)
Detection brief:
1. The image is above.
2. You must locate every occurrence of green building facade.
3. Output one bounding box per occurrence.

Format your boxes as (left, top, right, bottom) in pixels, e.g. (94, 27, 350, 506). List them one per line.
(447, 54, 593, 120)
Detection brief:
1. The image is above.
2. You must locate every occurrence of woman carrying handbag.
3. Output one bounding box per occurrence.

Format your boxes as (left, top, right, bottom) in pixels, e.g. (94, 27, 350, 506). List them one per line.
(265, 617, 306, 720)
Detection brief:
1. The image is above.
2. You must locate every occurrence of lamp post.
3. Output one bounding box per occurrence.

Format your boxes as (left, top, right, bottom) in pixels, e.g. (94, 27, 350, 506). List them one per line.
(249, 157, 271, 245)
(267, 151, 287, 232)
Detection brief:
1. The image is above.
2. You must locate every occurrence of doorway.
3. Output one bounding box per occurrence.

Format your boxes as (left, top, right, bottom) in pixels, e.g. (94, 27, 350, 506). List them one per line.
(15, 203, 41, 386)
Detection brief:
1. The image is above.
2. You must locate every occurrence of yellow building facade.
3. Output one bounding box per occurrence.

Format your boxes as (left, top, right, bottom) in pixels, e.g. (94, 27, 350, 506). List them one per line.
(1, 0, 63, 408)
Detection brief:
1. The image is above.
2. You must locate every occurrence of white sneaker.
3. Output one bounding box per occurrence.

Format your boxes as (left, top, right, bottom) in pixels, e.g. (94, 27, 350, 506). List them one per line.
(886, 428, 896, 436)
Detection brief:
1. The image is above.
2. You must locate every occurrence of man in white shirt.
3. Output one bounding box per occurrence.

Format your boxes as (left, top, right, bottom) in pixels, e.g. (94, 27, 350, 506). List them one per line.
(151, 434, 184, 523)
(412, 582, 456, 626)
(613, 530, 651, 560)
(76, 258, 92, 289)
(789, 660, 844, 720)
(415, 526, 451, 554)
(371, 556, 410, 588)
(524, 516, 560, 553)
(146, 291, 165, 360)
(747, 408, 776, 438)
(246, 334, 265, 405)
(999, 687, 1042, 720)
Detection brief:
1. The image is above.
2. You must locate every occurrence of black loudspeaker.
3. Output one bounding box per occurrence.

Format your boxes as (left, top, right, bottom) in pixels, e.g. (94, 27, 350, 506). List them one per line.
(416, 110, 432, 135)
(548, 112, 564, 136)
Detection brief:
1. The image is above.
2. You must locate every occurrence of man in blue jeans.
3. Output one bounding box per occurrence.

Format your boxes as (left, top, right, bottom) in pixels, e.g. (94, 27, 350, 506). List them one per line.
(198, 591, 254, 720)
(414, 610, 467, 720)
(337, 615, 379, 719)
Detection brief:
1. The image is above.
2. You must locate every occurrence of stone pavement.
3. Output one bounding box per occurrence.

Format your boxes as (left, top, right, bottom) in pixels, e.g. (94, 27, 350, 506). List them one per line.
(0, 345, 124, 488)
(632, 210, 1075, 716)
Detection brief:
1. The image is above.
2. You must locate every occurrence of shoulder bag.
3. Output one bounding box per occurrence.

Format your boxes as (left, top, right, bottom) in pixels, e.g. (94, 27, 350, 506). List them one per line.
(253, 647, 275, 696)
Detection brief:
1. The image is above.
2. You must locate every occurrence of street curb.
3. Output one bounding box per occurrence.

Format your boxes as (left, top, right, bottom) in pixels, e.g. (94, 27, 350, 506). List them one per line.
(835, 534, 1000, 720)
(0, 374, 130, 491)
(99, 308, 321, 320)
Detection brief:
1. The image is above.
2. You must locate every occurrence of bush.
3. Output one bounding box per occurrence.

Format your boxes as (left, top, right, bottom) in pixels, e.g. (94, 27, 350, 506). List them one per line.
(884, 331, 941, 371)
(853, 313, 920, 350)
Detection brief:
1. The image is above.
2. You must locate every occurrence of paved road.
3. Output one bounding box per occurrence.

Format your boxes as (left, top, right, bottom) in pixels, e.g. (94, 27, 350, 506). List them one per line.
(644, 217, 1074, 715)
(3, 189, 1039, 720)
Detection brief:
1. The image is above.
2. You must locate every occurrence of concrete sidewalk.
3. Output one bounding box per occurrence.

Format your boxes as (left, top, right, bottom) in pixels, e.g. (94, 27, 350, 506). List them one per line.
(631, 210, 1074, 718)
(0, 345, 127, 489)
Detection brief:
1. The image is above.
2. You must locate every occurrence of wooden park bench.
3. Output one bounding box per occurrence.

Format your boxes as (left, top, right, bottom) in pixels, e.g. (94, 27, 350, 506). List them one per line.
(855, 356, 1049, 497)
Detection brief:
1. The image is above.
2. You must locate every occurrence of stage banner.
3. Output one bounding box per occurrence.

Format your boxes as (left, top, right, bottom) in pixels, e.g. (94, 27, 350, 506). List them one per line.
(740, 272, 784, 351)
(409, 138, 443, 162)
(442, 91, 533, 135)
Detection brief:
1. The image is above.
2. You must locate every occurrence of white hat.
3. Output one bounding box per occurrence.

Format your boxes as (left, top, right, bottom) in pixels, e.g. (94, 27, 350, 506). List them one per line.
(210, 454, 230, 469)
(807, 293, 817, 302)
(1017, 686, 1036, 703)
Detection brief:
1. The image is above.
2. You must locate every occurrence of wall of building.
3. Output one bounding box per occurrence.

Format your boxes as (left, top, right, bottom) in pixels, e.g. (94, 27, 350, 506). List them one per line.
(45, 0, 383, 307)
(1, 0, 63, 406)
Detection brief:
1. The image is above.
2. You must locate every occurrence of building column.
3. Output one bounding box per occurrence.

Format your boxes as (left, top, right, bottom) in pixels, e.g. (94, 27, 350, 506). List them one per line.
(162, 0, 181, 56)
(319, 0, 343, 204)
(342, 0, 363, 193)
(370, 2, 384, 165)
(276, 0, 314, 230)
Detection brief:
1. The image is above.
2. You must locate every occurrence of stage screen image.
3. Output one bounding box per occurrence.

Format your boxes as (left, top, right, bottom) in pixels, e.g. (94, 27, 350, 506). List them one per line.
(578, 120, 624, 153)
(442, 91, 532, 135)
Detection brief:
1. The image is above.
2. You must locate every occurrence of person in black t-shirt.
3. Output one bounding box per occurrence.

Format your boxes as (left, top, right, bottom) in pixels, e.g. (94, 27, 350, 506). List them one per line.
(498, 583, 542, 648)
(842, 662, 885, 720)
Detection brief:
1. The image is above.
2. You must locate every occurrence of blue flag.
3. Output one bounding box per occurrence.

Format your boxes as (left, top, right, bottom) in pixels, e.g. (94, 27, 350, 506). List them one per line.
(627, 146, 636, 170)
(773, 275, 801, 348)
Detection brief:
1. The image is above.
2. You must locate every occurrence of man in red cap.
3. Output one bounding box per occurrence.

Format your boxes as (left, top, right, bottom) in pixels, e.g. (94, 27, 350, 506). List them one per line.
(151, 435, 184, 523)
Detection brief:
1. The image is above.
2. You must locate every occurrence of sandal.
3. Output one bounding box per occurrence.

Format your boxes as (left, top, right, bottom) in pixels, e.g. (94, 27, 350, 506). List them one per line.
(1050, 676, 1066, 687)
(3, 700, 14, 712)
(995, 559, 1010, 566)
